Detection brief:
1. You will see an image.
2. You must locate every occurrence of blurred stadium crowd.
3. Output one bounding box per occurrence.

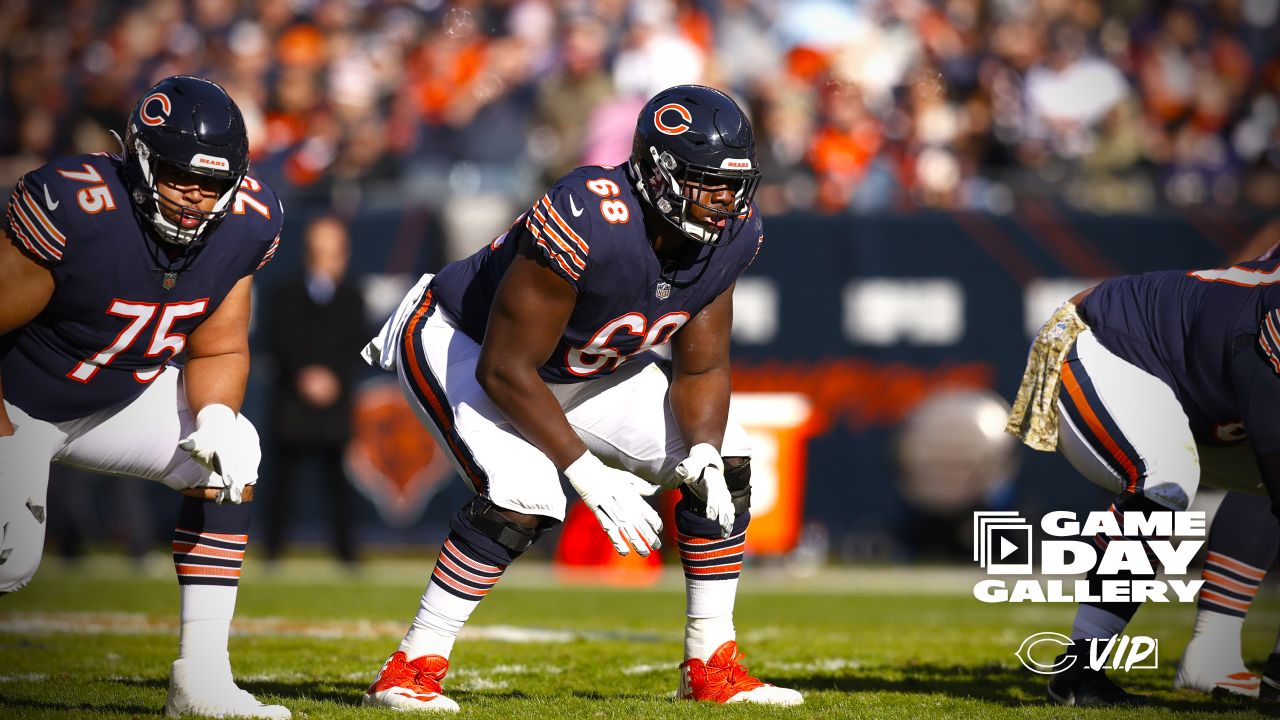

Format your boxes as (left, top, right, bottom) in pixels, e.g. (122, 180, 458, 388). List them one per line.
(2, 0, 1278, 220)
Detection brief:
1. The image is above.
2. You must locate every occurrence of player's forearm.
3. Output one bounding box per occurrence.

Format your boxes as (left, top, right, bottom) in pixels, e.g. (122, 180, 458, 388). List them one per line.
(183, 350, 249, 414)
(477, 364, 587, 471)
(670, 367, 731, 450)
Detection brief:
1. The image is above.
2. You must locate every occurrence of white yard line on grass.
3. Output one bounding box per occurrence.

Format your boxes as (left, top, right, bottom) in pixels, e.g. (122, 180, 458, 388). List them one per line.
(0, 613, 664, 644)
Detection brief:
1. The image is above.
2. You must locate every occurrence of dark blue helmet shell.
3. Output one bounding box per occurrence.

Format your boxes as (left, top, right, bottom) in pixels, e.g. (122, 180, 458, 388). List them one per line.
(123, 75, 249, 246)
(630, 85, 760, 246)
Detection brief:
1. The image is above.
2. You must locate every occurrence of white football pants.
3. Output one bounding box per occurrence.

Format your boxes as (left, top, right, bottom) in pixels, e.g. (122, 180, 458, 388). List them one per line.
(0, 365, 259, 592)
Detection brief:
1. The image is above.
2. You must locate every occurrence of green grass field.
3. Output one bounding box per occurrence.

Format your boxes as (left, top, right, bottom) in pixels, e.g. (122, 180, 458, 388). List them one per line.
(1, 555, 1277, 719)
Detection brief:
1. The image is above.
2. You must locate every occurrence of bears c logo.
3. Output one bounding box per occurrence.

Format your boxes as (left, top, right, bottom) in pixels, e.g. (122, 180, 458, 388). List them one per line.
(140, 92, 172, 127)
(654, 103, 693, 135)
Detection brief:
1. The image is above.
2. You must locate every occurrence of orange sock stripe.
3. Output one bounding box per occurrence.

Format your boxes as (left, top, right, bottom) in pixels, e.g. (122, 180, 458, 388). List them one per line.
(436, 552, 502, 586)
(175, 565, 241, 578)
(684, 562, 743, 576)
(431, 566, 492, 597)
(442, 538, 503, 573)
(1202, 570, 1261, 597)
(1207, 552, 1266, 580)
(171, 542, 246, 560)
(679, 544, 745, 561)
(1200, 589, 1251, 611)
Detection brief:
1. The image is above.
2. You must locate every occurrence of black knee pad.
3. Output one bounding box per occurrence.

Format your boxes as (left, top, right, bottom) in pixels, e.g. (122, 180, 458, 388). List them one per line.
(723, 457, 752, 515)
(451, 496, 558, 566)
(177, 495, 251, 534)
(676, 457, 753, 539)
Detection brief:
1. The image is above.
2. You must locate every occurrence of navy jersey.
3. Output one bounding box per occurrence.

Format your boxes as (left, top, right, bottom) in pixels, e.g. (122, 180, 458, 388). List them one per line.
(2, 153, 282, 421)
(1079, 261, 1280, 444)
(431, 164, 763, 383)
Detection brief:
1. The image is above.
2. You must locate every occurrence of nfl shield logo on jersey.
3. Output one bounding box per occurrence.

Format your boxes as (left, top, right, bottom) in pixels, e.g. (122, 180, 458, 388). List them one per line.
(655, 281, 671, 300)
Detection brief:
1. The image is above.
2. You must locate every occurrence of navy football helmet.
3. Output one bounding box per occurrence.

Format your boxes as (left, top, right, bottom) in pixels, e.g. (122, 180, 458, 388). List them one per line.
(629, 85, 760, 246)
(122, 75, 249, 246)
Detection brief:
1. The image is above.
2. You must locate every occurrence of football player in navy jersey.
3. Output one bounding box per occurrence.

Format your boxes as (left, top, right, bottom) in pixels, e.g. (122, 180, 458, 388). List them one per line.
(359, 85, 802, 711)
(0, 76, 289, 719)
(1009, 262, 1280, 706)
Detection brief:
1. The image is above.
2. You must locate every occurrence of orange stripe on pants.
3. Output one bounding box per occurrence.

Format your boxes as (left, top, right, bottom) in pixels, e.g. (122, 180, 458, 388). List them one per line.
(1060, 361, 1141, 492)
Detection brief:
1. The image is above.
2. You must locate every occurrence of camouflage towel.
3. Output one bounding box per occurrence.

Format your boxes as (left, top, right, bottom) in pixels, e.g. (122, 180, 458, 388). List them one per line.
(1005, 302, 1089, 451)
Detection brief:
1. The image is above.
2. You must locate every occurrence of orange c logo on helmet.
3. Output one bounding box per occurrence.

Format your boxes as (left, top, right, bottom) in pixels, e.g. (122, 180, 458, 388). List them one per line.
(654, 103, 693, 135)
(140, 92, 172, 127)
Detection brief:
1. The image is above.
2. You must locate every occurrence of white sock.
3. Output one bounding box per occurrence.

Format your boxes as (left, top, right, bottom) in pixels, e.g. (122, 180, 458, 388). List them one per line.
(399, 536, 505, 660)
(179, 585, 237, 663)
(685, 577, 738, 662)
(1188, 609, 1245, 661)
(1070, 605, 1128, 643)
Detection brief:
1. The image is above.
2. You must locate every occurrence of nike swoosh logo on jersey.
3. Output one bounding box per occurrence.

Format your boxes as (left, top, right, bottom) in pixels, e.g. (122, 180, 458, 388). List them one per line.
(43, 184, 59, 211)
(569, 195, 584, 217)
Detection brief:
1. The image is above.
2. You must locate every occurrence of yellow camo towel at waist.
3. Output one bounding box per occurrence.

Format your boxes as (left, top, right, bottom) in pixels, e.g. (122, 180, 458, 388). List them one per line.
(1005, 302, 1089, 451)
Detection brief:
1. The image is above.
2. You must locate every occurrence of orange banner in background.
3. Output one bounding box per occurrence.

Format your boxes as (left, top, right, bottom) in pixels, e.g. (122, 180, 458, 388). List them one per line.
(732, 358, 994, 433)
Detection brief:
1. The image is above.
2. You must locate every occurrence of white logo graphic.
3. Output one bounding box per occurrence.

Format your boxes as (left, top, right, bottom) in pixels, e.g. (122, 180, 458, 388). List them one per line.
(974, 510, 1033, 574)
(42, 184, 59, 211)
(568, 195, 584, 217)
(972, 510, 1206, 603)
(1016, 632, 1158, 674)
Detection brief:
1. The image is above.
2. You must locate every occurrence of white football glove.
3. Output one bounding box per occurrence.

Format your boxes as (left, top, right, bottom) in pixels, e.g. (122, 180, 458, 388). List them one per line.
(178, 404, 256, 504)
(675, 443, 735, 539)
(564, 451, 663, 557)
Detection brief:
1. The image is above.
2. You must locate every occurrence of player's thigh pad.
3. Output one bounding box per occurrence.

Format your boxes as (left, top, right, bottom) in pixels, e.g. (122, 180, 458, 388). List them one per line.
(554, 355, 753, 490)
(51, 366, 255, 492)
(0, 402, 66, 591)
(396, 303, 566, 520)
(1056, 330, 1199, 509)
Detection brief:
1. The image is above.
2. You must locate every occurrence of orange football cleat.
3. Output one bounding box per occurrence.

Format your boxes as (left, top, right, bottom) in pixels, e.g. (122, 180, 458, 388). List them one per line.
(678, 640, 803, 706)
(363, 651, 460, 712)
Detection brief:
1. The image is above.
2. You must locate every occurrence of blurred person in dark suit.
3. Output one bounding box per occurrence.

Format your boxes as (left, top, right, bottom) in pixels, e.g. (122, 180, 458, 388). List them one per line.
(262, 215, 367, 566)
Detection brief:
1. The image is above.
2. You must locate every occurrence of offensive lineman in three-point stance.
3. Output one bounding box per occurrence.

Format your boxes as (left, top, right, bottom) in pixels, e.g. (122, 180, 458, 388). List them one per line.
(360, 84, 803, 711)
(0, 75, 289, 719)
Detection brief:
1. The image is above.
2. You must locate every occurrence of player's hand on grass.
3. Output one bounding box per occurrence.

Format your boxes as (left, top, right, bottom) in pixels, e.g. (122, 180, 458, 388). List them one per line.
(675, 443, 735, 538)
(564, 451, 662, 557)
(179, 404, 256, 504)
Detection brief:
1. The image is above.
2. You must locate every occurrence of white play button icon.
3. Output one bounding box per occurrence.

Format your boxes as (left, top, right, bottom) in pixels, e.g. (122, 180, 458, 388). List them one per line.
(1000, 536, 1019, 560)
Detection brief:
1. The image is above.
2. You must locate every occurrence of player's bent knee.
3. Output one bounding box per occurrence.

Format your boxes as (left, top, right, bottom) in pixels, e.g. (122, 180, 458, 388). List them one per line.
(451, 496, 558, 566)
(677, 456, 752, 538)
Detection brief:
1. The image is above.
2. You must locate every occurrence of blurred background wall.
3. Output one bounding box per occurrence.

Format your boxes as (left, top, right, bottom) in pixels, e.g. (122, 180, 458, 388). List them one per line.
(4, 0, 1277, 564)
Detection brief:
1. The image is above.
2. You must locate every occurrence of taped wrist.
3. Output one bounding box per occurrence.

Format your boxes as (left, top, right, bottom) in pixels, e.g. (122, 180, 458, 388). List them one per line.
(452, 496, 557, 563)
(195, 403, 236, 431)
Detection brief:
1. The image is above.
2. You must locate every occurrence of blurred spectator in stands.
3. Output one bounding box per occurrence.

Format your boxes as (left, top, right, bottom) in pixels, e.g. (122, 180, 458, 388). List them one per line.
(262, 216, 367, 567)
(530, 15, 613, 185)
(0, 0, 1276, 213)
(807, 78, 886, 212)
(1024, 20, 1130, 163)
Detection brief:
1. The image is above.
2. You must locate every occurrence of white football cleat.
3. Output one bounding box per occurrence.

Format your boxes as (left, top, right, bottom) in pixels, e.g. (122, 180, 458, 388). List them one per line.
(165, 658, 291, 719)
(363, 651, 460, 712)
(1174, 652, 1259, 698)
(678, 640, 803, 706)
